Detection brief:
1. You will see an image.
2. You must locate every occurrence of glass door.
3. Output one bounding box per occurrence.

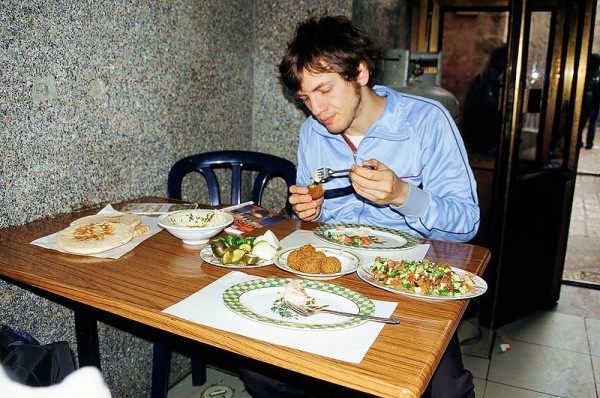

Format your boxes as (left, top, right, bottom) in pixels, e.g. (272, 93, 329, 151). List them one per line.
(432, 0, 596, 330)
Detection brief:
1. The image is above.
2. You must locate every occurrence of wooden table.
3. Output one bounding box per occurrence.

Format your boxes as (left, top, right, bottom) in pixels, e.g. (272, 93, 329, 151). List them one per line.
(0, 197, 490, 398)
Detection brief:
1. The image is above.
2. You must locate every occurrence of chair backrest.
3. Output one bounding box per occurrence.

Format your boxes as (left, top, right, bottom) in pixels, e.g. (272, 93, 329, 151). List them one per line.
(167, 150, 297, 215)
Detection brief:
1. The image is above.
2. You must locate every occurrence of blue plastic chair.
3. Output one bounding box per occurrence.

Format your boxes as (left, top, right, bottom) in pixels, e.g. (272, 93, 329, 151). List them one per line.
(166, 150, 297, 215)
(152, 150, 297, 397)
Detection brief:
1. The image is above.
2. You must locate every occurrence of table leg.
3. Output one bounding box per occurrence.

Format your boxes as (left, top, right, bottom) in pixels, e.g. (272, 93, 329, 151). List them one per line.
(151, 342, 172, 398)
(74, 308, 101, 369)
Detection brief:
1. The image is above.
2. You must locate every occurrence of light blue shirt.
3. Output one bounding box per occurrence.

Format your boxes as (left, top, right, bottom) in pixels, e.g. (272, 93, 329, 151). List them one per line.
(296, 85, 480, 242)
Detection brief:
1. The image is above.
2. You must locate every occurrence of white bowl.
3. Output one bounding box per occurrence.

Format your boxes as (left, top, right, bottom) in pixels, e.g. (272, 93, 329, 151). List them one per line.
(157, 209, 234, 245)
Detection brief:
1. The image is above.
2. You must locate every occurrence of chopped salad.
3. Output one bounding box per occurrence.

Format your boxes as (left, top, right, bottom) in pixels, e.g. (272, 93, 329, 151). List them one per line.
(369, 257, 477, 297)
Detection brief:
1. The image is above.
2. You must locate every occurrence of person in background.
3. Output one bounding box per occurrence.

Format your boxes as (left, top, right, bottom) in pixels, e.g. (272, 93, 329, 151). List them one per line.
(461, 45, 507, 156)
(581, 53, 600, 150)
(240, 15, 479, 398)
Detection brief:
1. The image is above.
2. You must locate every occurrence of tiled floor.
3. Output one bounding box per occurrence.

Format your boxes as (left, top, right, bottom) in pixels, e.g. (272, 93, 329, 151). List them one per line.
(168, 284, 600, 398)
(460, 284, 600, 398)
(168, 366, 253, 398)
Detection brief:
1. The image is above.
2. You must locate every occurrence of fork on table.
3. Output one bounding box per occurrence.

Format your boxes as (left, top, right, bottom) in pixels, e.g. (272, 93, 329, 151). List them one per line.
(313, 164, 377, 183)
(282, 299, 400, 324)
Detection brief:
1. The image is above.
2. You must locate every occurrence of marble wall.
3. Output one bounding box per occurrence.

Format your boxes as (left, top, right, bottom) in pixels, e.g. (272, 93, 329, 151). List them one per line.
(1, 1, 255, 228)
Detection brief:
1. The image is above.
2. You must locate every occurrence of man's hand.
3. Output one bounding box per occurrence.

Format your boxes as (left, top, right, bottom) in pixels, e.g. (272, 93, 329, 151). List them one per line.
(349, 160, 409, 206)
(289, 185, 324, 221)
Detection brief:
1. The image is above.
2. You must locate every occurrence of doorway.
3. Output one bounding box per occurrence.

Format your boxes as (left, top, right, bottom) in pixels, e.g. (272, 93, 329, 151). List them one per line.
(431, 0, 597, 330)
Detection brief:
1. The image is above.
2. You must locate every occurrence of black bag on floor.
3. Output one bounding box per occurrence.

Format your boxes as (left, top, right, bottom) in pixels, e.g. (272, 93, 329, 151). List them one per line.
(0, 324, 76, 387)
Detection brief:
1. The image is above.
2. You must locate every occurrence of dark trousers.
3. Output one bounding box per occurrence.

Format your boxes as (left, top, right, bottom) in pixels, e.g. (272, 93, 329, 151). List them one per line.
(240, 333, 474, 398)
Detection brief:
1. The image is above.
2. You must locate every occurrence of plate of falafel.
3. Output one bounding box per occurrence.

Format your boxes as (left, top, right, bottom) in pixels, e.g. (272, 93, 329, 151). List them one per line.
(273, 244, 363, 280)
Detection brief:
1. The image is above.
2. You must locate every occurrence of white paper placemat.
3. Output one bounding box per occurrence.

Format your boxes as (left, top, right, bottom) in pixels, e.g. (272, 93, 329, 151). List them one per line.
(280, 230, 430, 264)
(163, 271, 397, 363)
(30, 204, 163, 260)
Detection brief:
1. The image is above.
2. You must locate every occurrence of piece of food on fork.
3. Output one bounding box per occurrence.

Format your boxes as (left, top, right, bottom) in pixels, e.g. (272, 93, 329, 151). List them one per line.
(307, 182, 324, 199)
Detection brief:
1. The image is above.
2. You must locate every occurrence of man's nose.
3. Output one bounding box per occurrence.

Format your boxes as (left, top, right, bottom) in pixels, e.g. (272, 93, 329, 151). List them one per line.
(311, 96, 326, 115)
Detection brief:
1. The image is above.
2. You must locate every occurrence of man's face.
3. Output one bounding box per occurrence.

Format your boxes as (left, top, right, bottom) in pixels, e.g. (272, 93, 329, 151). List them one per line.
(297, 69, 361, 134)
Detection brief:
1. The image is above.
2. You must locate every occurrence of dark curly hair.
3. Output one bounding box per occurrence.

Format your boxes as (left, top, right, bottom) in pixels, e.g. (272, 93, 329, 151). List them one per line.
(279, 15, 381, 91)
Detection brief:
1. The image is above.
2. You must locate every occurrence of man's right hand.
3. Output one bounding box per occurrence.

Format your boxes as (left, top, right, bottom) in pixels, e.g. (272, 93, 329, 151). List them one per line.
(289, 185, 323, 221)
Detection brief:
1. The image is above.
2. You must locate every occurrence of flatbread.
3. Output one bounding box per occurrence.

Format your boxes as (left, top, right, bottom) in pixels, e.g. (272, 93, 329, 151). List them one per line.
(70, 212, 141, 229)
(133, 224, 150, 237)
(56, 221, 135, 255)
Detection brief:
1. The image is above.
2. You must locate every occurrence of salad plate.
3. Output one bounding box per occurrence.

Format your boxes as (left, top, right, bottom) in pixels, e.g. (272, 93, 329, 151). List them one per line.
(313, 224, 420, 251)
(222, 278, 375, 329)
(357, 261, 488, 301)
(273, 245, 363, 280)
(200, 246, 272, 269)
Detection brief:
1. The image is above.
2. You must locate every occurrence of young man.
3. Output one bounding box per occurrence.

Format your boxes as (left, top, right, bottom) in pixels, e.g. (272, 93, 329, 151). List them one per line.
(285, 17, 479, 243)
(241, 15, 479, 398)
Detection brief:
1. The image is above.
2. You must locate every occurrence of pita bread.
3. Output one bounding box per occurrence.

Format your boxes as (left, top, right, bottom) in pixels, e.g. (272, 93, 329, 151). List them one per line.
(56, 221, 135, 255)
(133, 224, 150, 237)
(70, 212, 141, 229)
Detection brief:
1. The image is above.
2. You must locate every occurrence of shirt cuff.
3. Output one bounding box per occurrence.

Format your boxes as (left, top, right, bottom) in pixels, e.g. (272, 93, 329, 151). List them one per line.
(390, 184, 430, 218)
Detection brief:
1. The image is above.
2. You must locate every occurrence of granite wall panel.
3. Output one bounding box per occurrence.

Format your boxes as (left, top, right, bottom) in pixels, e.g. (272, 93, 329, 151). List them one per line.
(0, 0, 254, 228)
(1, 1, 253, 396)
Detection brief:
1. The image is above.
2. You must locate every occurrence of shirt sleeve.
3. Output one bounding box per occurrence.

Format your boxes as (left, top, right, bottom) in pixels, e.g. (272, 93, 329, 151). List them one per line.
(390, 184, 430, 218)
(394, 112, 480, 242)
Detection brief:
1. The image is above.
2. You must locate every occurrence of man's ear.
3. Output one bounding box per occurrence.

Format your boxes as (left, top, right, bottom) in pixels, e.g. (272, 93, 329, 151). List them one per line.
(357, 61, 370, 86)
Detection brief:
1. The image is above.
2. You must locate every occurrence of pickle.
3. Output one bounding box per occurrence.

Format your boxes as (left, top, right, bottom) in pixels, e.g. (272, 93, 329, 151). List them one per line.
(241, 254, 260, 265)
(221, 250, 234, 264)
(238, 243, 253, 253)
(211, 240, 229, 257)
(231, 249, 246, 264)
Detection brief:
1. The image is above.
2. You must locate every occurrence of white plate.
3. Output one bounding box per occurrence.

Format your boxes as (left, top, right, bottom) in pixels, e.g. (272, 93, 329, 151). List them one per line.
(200, 246, 273, 269)
(222, 278, 375, 329)
(273, 245, 363, 280)
(313, 223, 420, 251)
(357, 262, 488, 301)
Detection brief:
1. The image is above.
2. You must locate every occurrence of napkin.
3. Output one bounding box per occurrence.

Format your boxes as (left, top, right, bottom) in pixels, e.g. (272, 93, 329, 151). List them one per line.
(30, 204, 163, 260)
(163, 271, 397, 363)
(280, 230, 430, 264)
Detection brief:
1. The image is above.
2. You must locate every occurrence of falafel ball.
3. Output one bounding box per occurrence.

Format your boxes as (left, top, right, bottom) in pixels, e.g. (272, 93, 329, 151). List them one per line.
(321, 257, 342, 274)
(286, 250, 304, 270)
(299, 257, 322, 274)
(307, 183, 324, 199)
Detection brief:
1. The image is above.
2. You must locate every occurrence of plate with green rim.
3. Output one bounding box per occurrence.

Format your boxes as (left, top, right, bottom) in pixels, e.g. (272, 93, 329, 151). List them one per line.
(222, 278, 375, 330)
(200, 246, 273, 269)
(313, 223, 420, 251)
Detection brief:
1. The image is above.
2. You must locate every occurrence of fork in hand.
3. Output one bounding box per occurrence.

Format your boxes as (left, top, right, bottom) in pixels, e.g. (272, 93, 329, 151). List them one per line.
(313, 164, 377, 183)
(282, 299, 400, 324)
